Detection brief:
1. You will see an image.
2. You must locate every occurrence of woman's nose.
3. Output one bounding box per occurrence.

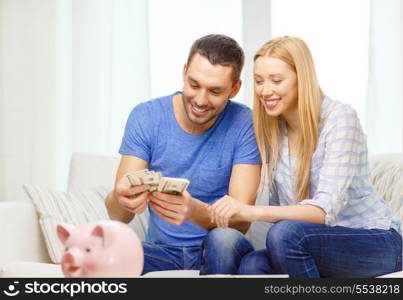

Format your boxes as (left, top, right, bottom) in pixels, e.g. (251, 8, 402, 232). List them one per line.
(261, 82, 273, 97)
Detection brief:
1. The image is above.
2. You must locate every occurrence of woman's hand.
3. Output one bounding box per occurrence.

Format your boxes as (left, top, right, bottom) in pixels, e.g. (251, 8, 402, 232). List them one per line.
(209, 195, 252, 228)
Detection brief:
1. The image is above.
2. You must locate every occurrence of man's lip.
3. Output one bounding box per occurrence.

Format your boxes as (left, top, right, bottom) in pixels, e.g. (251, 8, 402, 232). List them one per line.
(190, 104, 209, 116)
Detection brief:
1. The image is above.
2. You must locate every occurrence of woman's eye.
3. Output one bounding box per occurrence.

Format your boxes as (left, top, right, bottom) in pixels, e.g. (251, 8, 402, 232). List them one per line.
(255, 79, 263, 84)
(272, 80, 282, 84)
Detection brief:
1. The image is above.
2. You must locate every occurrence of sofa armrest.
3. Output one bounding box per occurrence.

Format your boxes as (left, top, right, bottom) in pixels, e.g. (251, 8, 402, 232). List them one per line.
(0, 202, 51, 264)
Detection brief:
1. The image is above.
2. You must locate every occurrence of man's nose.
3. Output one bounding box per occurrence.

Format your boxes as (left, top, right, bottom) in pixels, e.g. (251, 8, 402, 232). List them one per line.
(194, 90, 208, 107)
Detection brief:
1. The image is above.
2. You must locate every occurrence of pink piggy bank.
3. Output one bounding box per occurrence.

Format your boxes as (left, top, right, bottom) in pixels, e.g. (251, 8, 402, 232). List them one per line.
(56, 220, 144, 277)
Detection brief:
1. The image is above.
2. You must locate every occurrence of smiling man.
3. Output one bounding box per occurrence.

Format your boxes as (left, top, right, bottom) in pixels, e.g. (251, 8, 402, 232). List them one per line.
(105, 34, 261, 275)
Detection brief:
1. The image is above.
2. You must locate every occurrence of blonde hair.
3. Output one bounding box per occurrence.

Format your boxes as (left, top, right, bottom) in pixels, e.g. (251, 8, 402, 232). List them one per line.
(253, 36, 323, 202)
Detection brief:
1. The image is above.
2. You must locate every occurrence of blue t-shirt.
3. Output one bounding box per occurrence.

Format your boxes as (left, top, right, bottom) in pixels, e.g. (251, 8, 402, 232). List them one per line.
(119, 92, 261, 246)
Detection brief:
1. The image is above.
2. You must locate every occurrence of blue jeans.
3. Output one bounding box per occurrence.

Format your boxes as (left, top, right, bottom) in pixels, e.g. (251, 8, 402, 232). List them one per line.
(238, 220, 402, 278)
(142, 227, 254, 275)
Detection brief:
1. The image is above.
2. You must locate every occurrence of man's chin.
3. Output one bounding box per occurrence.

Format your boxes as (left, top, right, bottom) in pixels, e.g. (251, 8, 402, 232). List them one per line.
(189, 116, 212, 126)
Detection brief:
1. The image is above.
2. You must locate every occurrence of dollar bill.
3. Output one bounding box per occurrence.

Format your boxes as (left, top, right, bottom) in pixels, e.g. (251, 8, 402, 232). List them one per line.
(157, 177, 190, 195)
(141, 172, 161, 192)
(126, 169, 151, 186)
(126, 169, 189, 194)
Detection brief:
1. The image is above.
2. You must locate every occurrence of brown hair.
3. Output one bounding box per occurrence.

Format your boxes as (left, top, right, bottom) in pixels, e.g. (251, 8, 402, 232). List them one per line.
(186, 34, 244, 83)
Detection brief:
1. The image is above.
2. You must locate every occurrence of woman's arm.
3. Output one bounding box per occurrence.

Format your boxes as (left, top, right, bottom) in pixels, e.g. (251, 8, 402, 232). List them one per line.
(211, 103, 364, 227)
(248, 204, 325, 224)
(210, 197, 325, 227)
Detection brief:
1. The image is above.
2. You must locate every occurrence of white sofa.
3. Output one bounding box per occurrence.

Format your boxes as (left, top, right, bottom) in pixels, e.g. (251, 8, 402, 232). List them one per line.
(0, 153, 401, 277)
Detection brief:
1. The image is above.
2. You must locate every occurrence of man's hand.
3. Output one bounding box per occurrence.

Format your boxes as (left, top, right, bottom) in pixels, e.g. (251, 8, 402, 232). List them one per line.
(149, 190, 195, 226)
(209, 195, 252, 228)
(114, 174, 150, 214)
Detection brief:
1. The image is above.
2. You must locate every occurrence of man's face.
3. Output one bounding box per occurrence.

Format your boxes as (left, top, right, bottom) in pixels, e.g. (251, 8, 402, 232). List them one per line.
(182, 53, 241, 129)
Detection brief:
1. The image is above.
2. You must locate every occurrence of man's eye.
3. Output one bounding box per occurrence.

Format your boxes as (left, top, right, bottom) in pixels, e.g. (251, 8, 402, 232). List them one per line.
(255, 79, 263, 85)
(211, 91, 221, 95)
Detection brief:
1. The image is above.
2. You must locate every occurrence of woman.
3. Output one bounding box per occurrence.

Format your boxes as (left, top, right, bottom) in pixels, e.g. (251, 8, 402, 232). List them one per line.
(209, 36, 402, 277)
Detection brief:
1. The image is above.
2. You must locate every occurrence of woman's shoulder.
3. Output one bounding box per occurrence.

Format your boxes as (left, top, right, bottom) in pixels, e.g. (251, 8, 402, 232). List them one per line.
(321, 96, 359, 126)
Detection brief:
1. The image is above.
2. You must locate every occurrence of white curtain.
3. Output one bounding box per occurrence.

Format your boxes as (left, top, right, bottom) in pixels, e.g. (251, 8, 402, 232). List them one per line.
(366, 0, 403, 155)
(0, 0, 260, 203)
(1, 0, 401, 206)
(0, 0, 150, 202)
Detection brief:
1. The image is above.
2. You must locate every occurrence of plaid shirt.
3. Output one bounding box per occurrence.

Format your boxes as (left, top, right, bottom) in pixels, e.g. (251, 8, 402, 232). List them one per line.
(270, 96, 400, 231)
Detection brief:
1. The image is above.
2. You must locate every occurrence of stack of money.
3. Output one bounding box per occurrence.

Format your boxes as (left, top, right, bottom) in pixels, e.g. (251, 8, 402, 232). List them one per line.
(126, 169, 189, 195)
(126, 169, 162, 192)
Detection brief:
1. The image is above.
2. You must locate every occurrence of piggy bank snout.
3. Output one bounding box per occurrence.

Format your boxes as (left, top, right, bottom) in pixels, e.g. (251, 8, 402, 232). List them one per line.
(62, 248, 85, 276)
(63, 248, 83, 265)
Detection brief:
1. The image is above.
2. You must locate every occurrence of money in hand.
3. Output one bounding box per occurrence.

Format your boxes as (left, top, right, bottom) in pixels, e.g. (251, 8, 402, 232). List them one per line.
(126, 169, 189, 195)
(126, 169, 161, 192)
(157, 177, 190, 195)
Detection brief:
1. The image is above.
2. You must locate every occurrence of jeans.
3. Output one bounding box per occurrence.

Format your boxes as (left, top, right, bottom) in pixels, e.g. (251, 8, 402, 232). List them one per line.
(142, 227, 254, 275)
(238, 220, 402, 278)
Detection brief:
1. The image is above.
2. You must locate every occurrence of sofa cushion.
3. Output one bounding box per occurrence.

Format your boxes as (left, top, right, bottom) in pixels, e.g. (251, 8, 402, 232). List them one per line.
(67, 153, 120, 193)
(23, 184, 111, 263)
(0, 261, 63, 278)
(368, 154, 403, 216)
(23, 184, 149, 264)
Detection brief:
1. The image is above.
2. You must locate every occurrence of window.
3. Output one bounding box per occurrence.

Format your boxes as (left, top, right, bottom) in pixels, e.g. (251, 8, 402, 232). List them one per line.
(148, 0, 243, 101)
(271, 0, 370, 125)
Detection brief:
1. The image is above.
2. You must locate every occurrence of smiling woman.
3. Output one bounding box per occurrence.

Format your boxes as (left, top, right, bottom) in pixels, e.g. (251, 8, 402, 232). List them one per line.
(210, 35, 402, 278)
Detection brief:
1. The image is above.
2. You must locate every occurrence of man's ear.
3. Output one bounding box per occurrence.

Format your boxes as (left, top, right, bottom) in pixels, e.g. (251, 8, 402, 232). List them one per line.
(229, 79, 242, 99)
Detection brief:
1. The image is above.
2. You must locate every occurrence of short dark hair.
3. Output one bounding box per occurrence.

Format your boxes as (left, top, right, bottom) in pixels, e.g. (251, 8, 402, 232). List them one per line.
(186, 34, 244, 83)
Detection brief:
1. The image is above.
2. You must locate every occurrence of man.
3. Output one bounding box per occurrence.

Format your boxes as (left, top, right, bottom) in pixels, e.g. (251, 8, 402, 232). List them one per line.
(105, 34, 261, 275)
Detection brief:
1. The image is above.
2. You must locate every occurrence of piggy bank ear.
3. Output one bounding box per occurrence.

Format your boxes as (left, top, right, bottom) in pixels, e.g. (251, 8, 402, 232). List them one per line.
(91, 225, 115, 248)
(57, 224, 75, 245)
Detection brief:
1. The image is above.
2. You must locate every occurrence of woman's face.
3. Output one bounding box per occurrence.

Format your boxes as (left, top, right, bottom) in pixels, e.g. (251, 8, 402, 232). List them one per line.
(253, 56, 298, 118)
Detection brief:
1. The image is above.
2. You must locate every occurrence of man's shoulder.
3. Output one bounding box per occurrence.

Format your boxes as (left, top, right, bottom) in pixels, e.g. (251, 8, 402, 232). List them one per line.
(228, 100, 252, 112)
(135, 93, 172, 110)
(225, 100, 253, 122)
(129, 93, 173, 118)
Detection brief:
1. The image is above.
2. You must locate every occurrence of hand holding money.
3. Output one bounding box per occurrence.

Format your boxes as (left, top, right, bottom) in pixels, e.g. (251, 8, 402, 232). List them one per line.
(149, 190, 194, 226)
(114, 174, 150, 215)
(126, 169, 189, 195)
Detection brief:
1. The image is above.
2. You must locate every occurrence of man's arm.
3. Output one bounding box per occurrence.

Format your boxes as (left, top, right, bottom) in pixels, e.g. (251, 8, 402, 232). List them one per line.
(105, 155, 149, 223)
(225, 163, 261, 233)
(149, 163, 261, 233)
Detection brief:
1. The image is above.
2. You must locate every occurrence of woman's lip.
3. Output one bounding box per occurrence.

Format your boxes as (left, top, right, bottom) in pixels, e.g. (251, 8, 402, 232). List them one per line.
(263, 98, 280, 110)
(264, 98, 281, 101)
